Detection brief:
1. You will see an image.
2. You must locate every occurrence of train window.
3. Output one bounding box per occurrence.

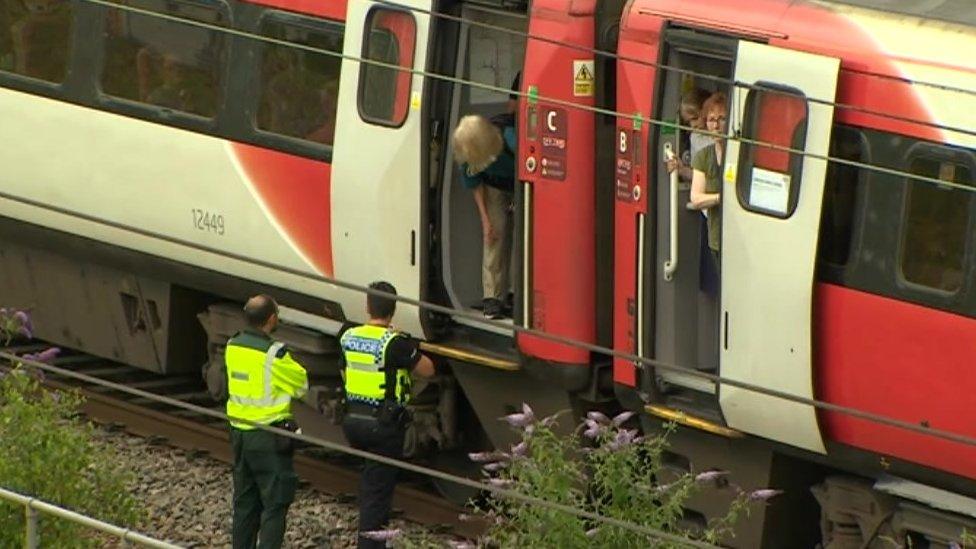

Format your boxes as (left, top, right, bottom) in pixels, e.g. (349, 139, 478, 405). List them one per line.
(735, 83, 808, 219)
(0, 0, 74, 83)
(358, 8, 415, 127)
(900, 156, 974, 293)
(818, 126, 867, 266)
(255, 16, 343, 146)
(100, 0, 228, 118)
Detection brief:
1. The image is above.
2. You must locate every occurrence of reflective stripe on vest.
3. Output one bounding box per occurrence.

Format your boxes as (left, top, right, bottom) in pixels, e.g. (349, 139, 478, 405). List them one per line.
(341, 325, 411, 405)
(226, 341, 292, 429)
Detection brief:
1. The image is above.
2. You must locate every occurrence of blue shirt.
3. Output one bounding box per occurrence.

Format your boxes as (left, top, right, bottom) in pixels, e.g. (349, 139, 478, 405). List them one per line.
(460, 126, 517, 190)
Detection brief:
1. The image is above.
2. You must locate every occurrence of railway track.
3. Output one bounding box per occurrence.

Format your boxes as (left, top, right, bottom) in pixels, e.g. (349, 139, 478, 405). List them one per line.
(1, 344, 481, 540)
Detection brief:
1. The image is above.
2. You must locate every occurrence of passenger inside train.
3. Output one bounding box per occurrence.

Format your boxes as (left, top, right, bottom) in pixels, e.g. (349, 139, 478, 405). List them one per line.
(4, 0, 72, 82)
(652, 48, 733, 394)
(439, 6, 525, 330)
(689, 91, 729, 266)
(452, 113, 517, 320)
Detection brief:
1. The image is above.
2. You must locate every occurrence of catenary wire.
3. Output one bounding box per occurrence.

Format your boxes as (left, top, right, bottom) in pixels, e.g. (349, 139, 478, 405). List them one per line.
(3, 185, 976, 452)
(370, 0, 976, 142)
(78, 0, 976, 195)
(0, 352, 720, 549)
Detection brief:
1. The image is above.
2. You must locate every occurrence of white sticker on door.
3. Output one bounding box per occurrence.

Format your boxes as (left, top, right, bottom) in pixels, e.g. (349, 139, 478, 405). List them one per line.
(749, 168, 790, 214)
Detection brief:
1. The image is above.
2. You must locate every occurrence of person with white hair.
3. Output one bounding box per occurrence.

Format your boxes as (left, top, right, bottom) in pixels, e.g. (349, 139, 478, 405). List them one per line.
(452, 113, 517, 319)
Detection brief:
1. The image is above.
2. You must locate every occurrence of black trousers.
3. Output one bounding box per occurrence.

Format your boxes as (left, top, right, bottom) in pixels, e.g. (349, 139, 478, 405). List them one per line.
(230, 427, 298, 549)
(342, 415, 406, 549)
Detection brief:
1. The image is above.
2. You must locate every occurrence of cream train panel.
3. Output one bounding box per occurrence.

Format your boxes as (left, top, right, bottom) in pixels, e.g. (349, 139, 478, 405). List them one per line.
(0, 87, 361, 319)
(823, 2, 976, 148)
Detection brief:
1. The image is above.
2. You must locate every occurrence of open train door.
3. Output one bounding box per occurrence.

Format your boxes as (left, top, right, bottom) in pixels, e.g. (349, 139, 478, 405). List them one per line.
(718, 41, 839, 454)
(331, 0, 429, 334)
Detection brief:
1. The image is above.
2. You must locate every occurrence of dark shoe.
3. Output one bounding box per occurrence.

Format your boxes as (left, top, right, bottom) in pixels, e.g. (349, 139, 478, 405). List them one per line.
(483, 298, 504, 320)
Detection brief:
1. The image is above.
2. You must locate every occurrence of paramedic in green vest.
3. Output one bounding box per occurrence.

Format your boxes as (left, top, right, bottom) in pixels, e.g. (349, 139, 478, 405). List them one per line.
(341, 281, 434, 549)
(226, 294, 309, 549)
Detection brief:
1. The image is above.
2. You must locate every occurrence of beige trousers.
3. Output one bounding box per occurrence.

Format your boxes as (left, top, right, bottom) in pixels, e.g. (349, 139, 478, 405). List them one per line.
(482, 185, 514, 300)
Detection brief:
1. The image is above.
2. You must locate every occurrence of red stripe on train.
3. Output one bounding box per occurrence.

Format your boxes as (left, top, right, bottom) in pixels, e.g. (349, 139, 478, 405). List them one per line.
(816, 283, 976, 480)
(231, 143, 334, 277)
(240, 0, 346, 21)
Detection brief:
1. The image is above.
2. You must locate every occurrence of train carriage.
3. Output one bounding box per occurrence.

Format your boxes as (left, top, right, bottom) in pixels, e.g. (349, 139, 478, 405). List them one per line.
(1, 0, 976, 545)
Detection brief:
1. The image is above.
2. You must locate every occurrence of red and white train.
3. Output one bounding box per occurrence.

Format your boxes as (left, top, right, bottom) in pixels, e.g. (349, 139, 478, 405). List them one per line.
(1, 0, 974, 544)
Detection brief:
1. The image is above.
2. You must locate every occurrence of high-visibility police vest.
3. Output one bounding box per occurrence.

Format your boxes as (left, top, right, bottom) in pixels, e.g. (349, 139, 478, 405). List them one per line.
(341, 324, 411, 406)
(225, 331, 309, 430)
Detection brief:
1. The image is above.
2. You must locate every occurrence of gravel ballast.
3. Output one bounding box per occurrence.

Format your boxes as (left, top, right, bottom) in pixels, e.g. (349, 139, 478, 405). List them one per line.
(92, 426, 451, 548)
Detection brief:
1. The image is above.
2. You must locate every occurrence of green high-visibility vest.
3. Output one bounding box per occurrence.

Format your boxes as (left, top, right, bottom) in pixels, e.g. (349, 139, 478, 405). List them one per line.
(225, 331, 309, 430)
(341, 324, 411, 405)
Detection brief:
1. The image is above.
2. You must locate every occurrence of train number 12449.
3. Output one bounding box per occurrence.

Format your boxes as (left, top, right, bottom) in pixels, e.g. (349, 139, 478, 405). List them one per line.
(191, 209, 226, 236)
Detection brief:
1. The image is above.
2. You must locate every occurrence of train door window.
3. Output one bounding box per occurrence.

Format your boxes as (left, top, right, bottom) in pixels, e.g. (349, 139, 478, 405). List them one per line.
(900, 154, 974, 293)
(736, 84, 808, 218)
(818, 126, 867, 267)
(358, 8, 415, 127)
(0, 0, 74, 83)
(100, 0, 228, 118)
(255, 15, 343, 146)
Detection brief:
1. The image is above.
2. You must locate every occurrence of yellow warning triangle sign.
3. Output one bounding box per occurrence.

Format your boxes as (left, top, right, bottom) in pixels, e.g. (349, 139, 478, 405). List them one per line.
(576, 64, 594, 82)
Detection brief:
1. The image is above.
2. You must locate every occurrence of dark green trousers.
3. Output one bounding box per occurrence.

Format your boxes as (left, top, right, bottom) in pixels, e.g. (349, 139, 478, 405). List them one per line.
(231, 427, 298, 549)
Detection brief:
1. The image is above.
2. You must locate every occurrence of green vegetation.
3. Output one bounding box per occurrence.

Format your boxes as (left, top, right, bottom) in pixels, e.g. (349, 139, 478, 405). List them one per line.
(375, 405, 774, 548)
(0, 309, 144, 547)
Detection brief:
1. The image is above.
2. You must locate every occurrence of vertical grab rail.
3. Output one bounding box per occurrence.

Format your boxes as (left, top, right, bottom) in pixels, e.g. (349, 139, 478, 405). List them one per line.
(662, 141, 679, 282)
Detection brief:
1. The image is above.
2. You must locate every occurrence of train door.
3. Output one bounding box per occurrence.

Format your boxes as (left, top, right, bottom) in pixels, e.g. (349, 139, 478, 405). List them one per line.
(649, 29, 734, 403)
(718, 41, 839, 453)
(438, 4, 526, 336)
(331, 0, 429, 334)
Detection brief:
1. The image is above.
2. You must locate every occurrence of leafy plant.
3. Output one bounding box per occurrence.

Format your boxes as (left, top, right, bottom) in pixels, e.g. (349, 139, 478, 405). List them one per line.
(375, 404, 777, 548)
(0, 309, 144, 547)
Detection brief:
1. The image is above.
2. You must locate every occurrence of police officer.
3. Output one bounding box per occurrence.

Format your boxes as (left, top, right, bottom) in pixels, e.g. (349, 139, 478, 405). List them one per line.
(341, 281, 434, 548)
(226, 294, 308, 549)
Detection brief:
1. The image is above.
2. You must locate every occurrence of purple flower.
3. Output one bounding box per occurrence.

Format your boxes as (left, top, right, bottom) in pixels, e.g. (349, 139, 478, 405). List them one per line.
(521, 403, 535, 420)
(586, 411, 611, 425)
(360, 529, 402, 542)
(16, 325, 32, 340)
(606, 429, 638, 451)
(748, 489, 784, 501)
(500, 412, 534, 429)
(511, 441, 529, 457)
(482, 461, 508, 473)
(487, 478, 513, 488)
(13, 310, 31, 331)
(23, 347, 60, 364)
(695, 470, 729, 484)
(468, 451, 508, 463)
(582, 421, 605, 440)
(612, 411, 636, 427)
(948, 543, 961, 549)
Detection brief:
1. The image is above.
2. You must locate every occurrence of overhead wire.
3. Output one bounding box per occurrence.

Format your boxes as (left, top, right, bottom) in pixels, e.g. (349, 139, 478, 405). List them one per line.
(4, 0, 973, 447)
(4, 0, 975, 448)
(372, 0, 976, 142)
(0, 352, 719, 548)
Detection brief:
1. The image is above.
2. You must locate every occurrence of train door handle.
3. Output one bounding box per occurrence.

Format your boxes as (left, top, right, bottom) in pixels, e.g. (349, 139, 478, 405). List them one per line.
(663, 142, 679, 282)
